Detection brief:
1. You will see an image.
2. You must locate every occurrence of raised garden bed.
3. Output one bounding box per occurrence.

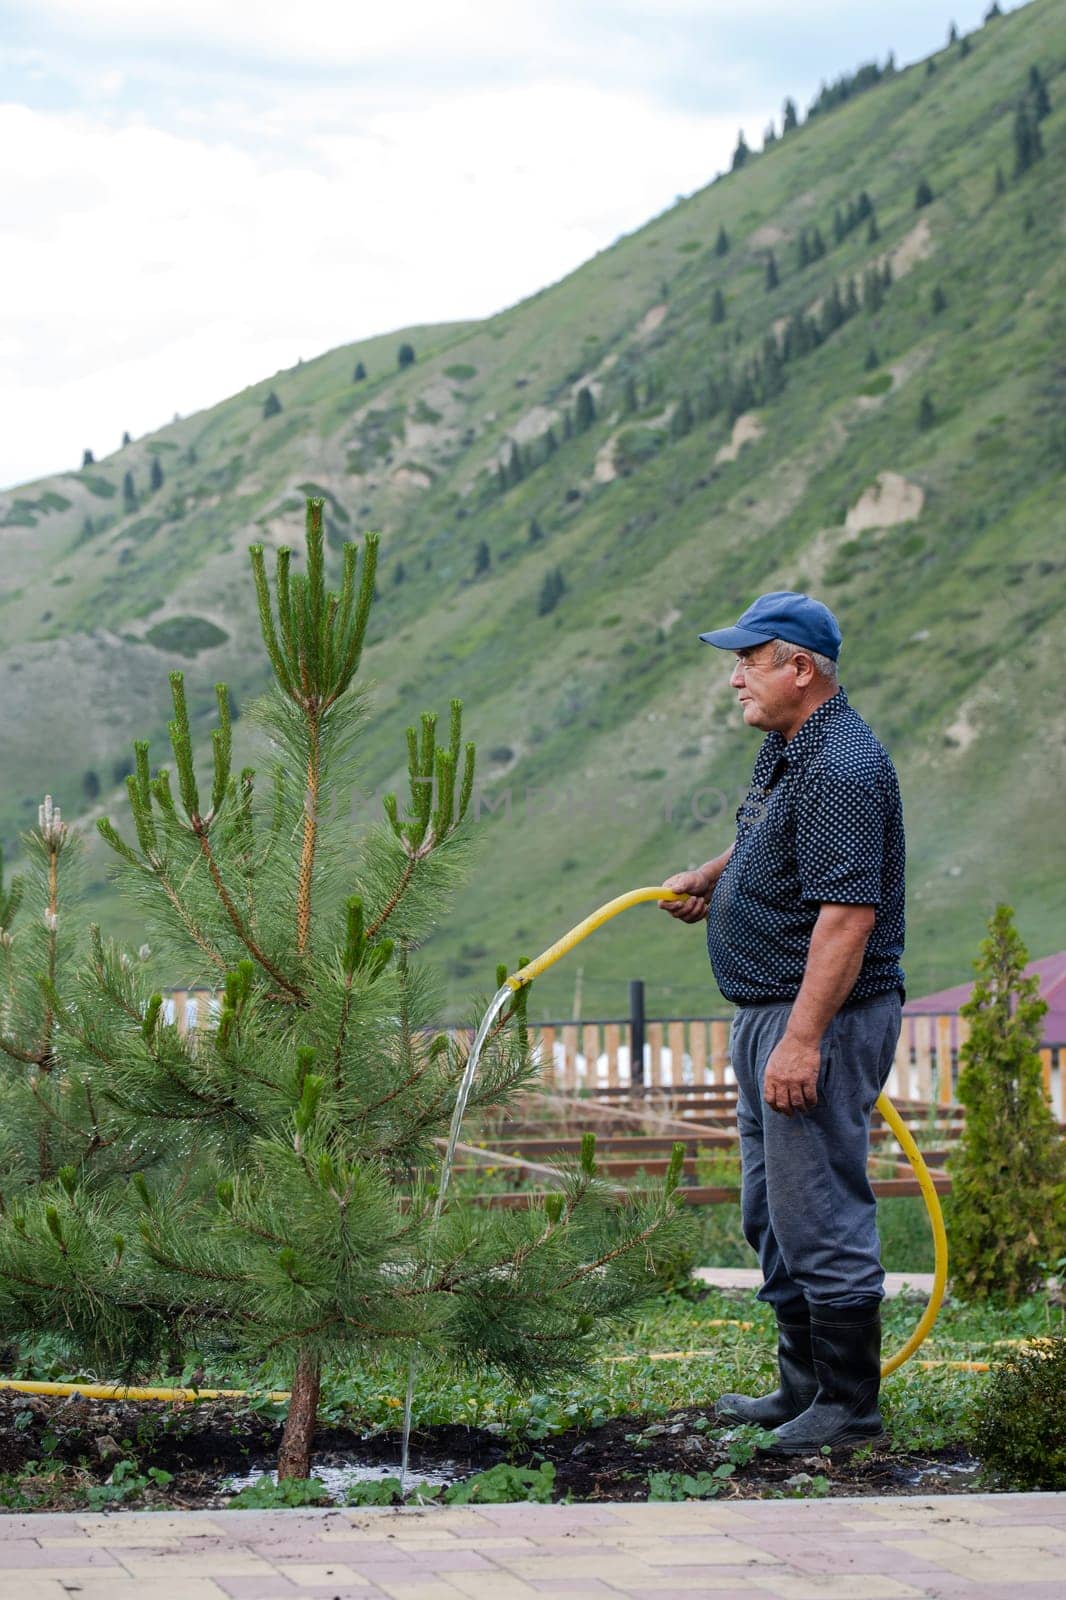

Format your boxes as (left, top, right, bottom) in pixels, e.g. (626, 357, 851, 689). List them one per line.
(2, 1285, 1059, 1511)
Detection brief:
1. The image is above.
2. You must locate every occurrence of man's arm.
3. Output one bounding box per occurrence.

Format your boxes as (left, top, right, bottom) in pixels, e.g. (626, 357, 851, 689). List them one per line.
(658, 842, 735, 923)
(762, 901, 876, 1116)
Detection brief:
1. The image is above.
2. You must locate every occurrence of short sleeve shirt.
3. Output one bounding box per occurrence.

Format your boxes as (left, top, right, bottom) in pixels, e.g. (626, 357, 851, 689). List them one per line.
(706, 687, 905, 1005)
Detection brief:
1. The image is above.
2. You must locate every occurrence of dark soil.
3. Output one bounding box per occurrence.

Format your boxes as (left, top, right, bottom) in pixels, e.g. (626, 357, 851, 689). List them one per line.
(0, 1388, 981, 1511)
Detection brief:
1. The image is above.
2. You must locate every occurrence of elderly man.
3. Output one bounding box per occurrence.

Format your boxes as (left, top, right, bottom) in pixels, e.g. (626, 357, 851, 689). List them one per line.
(660, 591, 905, 1455)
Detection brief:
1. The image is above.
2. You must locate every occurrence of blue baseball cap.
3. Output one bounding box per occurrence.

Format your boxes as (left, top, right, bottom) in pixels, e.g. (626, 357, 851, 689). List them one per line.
(698, 591, 842, 661)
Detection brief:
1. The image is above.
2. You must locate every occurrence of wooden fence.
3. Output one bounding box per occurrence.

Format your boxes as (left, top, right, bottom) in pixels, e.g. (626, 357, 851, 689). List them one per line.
(527, 1013, 1063, 1119)
(163, 991, 1064, 1122)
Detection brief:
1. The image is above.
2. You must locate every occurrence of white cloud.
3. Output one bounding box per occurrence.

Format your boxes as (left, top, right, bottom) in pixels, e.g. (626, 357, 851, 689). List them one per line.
(1, 81, 749, 487)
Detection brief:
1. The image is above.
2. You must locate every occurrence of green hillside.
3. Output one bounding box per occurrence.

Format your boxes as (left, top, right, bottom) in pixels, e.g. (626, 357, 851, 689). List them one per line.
(1, 0, 1063, 1022)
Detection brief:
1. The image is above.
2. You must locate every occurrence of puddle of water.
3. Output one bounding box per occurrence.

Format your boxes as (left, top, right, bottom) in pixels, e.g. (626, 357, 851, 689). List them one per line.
(906, 1457, 980, 1486)
(224, 1457, 460, 1499)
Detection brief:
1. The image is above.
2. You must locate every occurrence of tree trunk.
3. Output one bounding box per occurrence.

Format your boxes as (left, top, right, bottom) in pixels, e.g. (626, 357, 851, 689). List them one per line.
(277, 1345, 321, 1480)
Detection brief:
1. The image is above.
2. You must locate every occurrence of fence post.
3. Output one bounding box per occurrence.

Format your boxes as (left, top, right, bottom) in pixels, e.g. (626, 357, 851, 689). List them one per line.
(629, 979, 645, 1087)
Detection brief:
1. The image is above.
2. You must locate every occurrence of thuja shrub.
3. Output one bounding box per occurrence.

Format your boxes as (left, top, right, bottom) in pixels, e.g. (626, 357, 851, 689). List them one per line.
(947, 905, 1066, 1304)
(969, 1338, 1066, 1489)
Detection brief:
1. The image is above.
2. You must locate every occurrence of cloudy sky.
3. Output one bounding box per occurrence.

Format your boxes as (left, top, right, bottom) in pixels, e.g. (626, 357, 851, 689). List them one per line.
(1, 0, 1015, 490)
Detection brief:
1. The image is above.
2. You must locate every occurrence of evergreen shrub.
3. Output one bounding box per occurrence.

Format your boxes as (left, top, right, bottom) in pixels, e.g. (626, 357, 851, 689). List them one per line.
(947, 906, 1066, 1304)
(969, 1338, 1066, 1488)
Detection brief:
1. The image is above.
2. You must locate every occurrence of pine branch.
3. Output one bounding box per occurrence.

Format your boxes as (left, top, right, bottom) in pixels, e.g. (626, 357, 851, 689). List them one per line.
(194, 829, 304, 1001)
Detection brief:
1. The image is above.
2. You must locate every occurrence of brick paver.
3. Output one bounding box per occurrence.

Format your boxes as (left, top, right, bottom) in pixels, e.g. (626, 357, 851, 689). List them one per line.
(0, 1494, 1062, 1599)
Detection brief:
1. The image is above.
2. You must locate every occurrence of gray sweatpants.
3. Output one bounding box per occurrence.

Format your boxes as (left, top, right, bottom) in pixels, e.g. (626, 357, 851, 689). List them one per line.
(729, 992, 903, 1313)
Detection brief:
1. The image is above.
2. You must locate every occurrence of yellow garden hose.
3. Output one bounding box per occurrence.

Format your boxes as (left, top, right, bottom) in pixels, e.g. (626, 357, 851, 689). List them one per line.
(506, 886, 949, 1378)
(0, 887, 947, 1403)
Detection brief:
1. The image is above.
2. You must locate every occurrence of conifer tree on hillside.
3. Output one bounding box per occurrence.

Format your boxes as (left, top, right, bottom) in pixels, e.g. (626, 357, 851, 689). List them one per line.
(670, 392, 694, 439)
(764, 252, 779, 292)
(122, 431, 132, 447)
(474, 538, 491, 576)
(993, 164, 1006, 197)
(810, 225, 825, 260)
(915, 177, 934, 209)
(918, 391, 936, 431)
(1027, 64, 1051, 120)
(711, 287, 726, 325)
(150, 457, 164, 493)
(81, 449, 94, 468)
(864, 345, 880, 371)
(796, 230, 810, 270)
(0, 500, 689, 1481)
(731, 131, 750, 171)
(931, 285, 948, 315)
(623, 375, 639, 416)
(537, 565, 566, 616)
(263, 391, 283, 419)
(948, 906, 1066, 1304)
(1013, 103, 1044, 176)
(353, 362, 367, 382)
(527, 517, 544, 544)
(782, 97, 798, 134)
(575, 386, 596, 433)
(397, 343, 416, 368)
(122, 471, 137, 512)
(714, 223, 730, 257)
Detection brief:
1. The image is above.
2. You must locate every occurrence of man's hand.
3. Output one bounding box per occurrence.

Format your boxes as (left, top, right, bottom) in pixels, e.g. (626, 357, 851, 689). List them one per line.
(763, 1035, 822, 1117)
(658, 870, 709, 923)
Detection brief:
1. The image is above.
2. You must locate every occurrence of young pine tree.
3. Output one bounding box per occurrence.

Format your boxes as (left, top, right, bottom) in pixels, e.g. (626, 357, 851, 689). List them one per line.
(0, 500, 689, 1481)
(947, 906, 1066, 1304)
(0, 799, 88, 1188)
(714, 224, 730, 257)
(711, 288, 726, 325)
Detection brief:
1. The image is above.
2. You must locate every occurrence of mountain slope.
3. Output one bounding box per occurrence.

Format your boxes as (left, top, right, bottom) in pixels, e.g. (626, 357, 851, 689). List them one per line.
(2, 0, 1064, 1020)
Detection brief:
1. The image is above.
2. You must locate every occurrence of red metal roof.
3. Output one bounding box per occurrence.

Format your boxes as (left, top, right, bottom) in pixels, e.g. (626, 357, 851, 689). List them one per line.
(906, 950, 1066, 1045)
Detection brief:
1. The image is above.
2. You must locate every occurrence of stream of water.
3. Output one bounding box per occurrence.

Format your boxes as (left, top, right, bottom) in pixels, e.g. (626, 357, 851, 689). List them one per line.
(399, 983, 515, 1489)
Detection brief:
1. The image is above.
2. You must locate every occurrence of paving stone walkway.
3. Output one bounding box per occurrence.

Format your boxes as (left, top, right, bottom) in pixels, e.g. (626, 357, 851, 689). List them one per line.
(692, 1268, 938, 1297)
(0, 1492, 1063, 1599)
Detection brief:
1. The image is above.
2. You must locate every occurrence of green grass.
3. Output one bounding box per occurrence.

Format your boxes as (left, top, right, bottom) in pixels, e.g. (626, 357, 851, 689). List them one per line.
(0, 0, 1062, 1016)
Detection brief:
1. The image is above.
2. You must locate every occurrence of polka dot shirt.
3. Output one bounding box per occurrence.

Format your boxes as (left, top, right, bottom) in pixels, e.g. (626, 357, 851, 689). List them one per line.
(706, 687, 906, 1005)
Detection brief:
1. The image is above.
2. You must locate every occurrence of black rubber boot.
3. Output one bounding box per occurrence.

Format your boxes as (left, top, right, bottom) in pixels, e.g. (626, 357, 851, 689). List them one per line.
(761, 1299, 885, 1456)
(715, 1309, 817, 1427)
